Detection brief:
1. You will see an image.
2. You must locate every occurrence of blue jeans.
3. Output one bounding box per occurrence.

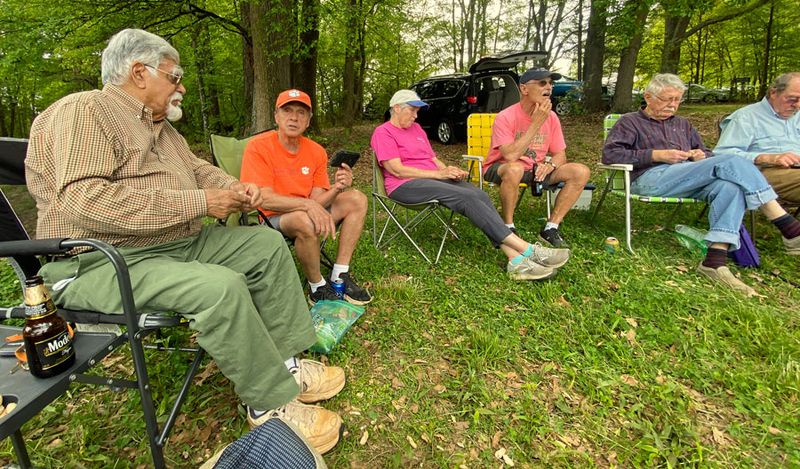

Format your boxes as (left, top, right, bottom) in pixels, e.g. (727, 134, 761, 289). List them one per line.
(631, 155, 777, 249)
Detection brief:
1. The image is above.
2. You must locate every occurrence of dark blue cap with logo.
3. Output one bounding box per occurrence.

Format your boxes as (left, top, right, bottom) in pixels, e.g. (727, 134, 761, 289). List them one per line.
(520, 68, 562, 84)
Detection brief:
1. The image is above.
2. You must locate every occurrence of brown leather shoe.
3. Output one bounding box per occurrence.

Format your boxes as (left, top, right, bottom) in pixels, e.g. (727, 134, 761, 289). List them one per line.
(294, 359, 346, 403)
(247, 400, 343, 454)
(697, 263, 757, 297)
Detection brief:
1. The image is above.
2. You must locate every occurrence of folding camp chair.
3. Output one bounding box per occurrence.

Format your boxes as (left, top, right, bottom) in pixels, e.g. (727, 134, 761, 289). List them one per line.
(462, 113, 595, 218)
(0, 138, 204, 468)
(371, 153, 458, 264)
(209, 134, 334, 269)
(592, 114, 705, 253)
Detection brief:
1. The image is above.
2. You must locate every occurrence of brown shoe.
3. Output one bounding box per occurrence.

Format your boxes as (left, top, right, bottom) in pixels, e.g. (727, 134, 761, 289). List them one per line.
(294, 359, 346, 403)
(783, 235, 800, 255)
(697, 263, 757, 297)
(247, 400, 343, 454)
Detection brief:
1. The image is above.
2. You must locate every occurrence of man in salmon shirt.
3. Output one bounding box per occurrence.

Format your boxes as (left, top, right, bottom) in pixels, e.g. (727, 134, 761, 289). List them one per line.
(240, 89, 372, 306)
(485, 68, 592, 248)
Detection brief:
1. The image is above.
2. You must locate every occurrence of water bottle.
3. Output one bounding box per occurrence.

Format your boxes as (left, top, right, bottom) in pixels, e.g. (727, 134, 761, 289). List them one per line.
(674, 224, 708, 257)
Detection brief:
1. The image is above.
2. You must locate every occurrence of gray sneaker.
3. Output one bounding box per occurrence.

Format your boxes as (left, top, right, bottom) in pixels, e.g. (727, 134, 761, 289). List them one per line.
(697, 263, 757, 297)
(507, 257, 556, 281)
(784, 235, 800, 255)
(527, 242, 570, 269)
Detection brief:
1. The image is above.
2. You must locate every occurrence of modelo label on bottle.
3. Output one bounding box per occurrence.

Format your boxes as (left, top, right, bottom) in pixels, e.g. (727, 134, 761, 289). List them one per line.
(33, 330, 74, 370)
(25, 303, 49, 317)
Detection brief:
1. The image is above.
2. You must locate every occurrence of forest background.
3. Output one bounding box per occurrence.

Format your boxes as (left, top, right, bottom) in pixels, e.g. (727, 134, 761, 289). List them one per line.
(1, 0, 799, 144)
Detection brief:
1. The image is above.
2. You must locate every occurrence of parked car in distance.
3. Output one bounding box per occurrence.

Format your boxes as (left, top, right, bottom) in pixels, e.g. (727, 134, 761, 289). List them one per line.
(386, 50, 548, 144)
(550, 76, 611, 115)
(683, 84, 729, 103)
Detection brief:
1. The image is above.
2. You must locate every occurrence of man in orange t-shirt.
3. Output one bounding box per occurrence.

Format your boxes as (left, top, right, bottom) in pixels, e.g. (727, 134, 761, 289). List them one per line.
(241, 89, 371, 306)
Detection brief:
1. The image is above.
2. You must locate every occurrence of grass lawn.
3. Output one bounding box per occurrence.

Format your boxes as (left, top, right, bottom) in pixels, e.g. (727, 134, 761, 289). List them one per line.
(2, 104, 798, 468)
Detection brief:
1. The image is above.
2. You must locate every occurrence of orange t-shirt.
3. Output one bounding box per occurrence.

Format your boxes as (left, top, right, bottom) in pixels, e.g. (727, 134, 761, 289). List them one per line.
(240, 131, 330, 216)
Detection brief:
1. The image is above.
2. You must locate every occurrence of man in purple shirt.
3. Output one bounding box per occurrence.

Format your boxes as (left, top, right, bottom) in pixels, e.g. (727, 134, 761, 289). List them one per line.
(603, 73, 800, 297)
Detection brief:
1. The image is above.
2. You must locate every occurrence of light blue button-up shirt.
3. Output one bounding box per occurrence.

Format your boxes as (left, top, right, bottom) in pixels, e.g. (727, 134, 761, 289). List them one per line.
(714, 97, 800, 161)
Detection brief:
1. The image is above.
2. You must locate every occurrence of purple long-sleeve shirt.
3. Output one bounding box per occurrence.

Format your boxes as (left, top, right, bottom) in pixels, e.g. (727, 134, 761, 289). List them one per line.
(602, 110, 712, 181)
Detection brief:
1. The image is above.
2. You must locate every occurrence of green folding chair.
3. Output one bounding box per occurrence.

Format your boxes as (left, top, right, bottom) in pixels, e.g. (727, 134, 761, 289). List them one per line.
(210, 133, 334, 268)
(591, 114, 704, 253)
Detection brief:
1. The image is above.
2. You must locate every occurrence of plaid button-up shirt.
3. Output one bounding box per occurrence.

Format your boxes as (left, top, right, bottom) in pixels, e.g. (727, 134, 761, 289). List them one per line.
(26, 84, 237, 248)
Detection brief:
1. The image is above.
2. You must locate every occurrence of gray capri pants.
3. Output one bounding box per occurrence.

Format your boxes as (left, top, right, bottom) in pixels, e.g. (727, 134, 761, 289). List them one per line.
(389, 179, 512, 247)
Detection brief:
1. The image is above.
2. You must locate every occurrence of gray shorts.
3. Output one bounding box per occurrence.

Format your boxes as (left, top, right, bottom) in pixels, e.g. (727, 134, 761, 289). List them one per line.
(483, 163, 555, 188)
(261, 208, 333, 235)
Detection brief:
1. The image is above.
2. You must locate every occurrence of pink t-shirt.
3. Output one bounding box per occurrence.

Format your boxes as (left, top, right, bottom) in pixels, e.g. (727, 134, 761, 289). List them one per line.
(485, 103, 566, 171)
(371, 121, 439, 195)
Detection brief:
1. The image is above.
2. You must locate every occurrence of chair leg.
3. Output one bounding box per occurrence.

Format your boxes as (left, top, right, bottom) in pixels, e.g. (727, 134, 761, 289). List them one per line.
(749, 210, 756, 238)
(624, 192, 634, 254)
(590, 178, 614, 225)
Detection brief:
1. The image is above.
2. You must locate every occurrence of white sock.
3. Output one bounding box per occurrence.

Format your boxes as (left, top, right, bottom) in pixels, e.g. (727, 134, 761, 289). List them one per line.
(330, 264, 349, 282)
(249, 407, 268, 418)
(284, 356, 300, 373)
(545, 222, 559, 231)
(505, 223, 516, 230)
(309, 278, 326, 293)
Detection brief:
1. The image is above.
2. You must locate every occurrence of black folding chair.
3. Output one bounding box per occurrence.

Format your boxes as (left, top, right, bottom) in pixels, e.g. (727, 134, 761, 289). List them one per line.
(0, 137, 204, 468)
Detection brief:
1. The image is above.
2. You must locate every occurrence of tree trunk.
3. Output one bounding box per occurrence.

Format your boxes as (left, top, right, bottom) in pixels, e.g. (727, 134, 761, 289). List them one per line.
(611, 0, 650, 113)
(660, 14, 690, 73)
(583, 0, 608, 112)
(250, 0, 293, 133)
(341, 0, 359, 126)
(240, 1, 254, 136)
(296, 0, 320, 132)
(576, 0, 583, 81)
(758, 0, 774, 99)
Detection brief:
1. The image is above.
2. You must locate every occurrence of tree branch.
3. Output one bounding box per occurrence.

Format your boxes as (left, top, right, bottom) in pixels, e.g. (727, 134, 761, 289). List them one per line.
(679, 0, 770, 41)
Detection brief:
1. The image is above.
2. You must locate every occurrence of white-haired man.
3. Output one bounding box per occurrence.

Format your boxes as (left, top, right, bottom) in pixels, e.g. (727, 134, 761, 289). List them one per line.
(25, 29, 345, 454)
(715, 72, 800, 205)
(603, 73, 800, 297)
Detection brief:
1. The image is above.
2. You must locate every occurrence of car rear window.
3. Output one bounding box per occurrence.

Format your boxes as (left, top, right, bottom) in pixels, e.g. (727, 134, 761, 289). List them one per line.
(414, 79, 465, 100)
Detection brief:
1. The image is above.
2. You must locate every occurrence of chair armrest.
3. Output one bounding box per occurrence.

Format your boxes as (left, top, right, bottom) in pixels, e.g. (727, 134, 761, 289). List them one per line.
(0, 238, 141, 335)
(462, 155, 485, 162)
(0, 238, 69, 257)
(598, 163, 633, 171)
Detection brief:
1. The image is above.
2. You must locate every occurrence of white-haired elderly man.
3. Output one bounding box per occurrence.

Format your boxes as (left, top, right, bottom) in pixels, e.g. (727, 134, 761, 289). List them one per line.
(603, 73, 800, 297)
(715, 72, 800, 205)
(25, 28, 344, 454)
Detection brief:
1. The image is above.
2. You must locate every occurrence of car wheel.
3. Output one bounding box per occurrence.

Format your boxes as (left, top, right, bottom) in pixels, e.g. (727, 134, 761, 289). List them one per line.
(554, 99, 571, 116)
(702, 94, 717, 103)
(437, 120, 454, 144)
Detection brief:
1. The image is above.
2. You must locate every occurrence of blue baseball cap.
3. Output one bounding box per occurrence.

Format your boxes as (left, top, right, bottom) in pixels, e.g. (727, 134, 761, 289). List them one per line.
(520, 68, 562, 84)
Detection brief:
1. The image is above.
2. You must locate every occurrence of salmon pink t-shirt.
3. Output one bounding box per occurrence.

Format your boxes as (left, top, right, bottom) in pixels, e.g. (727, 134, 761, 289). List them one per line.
(485, 103, 566, 171)
(371, 122, 439, 195)
(240, 130, 330, 217)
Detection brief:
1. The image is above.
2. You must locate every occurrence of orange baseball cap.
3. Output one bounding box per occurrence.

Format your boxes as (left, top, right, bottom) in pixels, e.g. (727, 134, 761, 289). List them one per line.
(276, 89, 312, 110)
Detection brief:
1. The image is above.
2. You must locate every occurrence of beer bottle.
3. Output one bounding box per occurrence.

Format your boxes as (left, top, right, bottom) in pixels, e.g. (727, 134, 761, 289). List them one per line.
(22, 275, 75, 378)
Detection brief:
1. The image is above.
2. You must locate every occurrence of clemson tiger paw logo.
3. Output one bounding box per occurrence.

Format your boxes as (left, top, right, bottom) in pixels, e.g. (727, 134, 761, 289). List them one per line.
(301, 166, 310, 175)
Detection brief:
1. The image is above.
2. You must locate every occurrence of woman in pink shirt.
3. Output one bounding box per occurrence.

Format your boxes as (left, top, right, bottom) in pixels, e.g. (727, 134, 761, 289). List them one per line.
(370, 89, 570, 280)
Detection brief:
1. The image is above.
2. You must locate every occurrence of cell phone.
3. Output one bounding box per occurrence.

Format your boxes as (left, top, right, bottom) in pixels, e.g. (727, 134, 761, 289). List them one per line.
(329, 150, 360, 169)
(0, 341, 23, 357)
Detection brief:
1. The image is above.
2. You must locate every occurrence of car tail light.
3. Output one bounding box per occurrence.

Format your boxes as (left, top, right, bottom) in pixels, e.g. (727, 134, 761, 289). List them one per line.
(466, 96, 477, 104)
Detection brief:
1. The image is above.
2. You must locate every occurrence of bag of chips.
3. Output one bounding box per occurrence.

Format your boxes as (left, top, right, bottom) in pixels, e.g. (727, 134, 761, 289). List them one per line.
(308, 300, 365, 354)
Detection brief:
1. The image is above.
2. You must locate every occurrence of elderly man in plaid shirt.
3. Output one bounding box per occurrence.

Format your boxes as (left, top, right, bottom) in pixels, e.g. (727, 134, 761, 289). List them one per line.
(24, 29, 344, 454)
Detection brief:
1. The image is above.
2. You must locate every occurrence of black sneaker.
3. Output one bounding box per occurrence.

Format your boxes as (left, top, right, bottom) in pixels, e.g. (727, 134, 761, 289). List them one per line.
(308, 282, 339, 306)
(539, 227, 568, 248)
(509, 226, 518, 235)
(339, 272, 372, 305)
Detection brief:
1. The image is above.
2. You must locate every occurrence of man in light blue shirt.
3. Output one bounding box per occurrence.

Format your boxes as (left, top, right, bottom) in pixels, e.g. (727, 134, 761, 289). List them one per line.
(715, 72, 800, 204)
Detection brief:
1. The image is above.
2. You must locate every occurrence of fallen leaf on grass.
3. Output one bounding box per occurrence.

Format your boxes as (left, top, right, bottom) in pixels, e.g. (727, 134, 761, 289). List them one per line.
(558, 434, 581, 447)
(620, 374, 639, 386)
(676, 264, 689, 273)
(433, 384, 446, 394)
(359, 430, 369, 445)
(655, 374, 667, 385)
(711, 427, 731, 447)
(421, 434, 430, 443)
(407, 435, 417, 449)
(391, 376, 404, 389)
(768, 427, 782, 435)
(494, 448, 515, 466)
(492, 431, 503, 449)
(47, 438, 63, 449)
(625, 317, 638, 328)
(608, 282, 621, 291)
(556, 296, 571, 307)
(620, 329, 637, 346)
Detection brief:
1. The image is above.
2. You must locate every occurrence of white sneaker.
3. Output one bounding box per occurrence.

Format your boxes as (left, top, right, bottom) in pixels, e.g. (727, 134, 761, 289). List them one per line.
(507, 257, 556, 281)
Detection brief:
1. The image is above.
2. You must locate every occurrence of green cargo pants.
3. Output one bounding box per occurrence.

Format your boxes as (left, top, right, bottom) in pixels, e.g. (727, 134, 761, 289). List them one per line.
(39, 224, 317, 410)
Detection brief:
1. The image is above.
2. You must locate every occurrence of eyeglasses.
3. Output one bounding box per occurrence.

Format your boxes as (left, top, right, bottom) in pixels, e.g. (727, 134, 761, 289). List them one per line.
(144, 64, 184, 85)
(653, 94, 682, 104)
(524, 79, 553, 87)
